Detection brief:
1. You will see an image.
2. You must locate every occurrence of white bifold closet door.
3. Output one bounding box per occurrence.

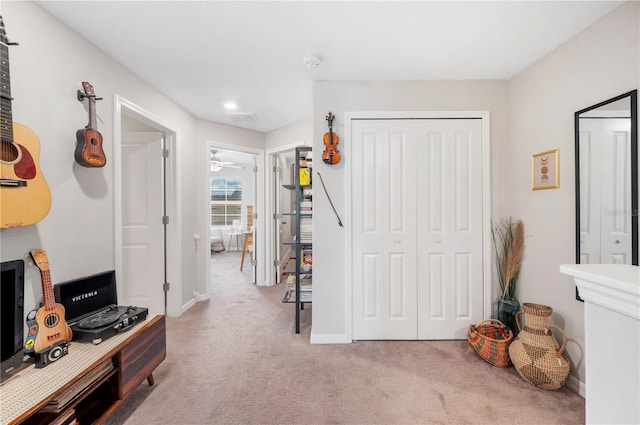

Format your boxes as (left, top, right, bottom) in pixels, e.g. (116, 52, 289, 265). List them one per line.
(352, 119, 484, 340)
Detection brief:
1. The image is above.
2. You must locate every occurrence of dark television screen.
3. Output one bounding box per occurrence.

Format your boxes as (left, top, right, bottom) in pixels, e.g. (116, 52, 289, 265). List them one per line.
(1, 259, 25, 375)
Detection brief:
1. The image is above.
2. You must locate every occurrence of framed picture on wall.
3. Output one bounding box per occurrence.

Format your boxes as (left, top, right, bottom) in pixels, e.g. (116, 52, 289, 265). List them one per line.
(532, 149, 559, 190)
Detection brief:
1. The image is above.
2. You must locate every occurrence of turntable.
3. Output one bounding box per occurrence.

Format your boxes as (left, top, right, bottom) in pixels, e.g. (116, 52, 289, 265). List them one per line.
(70, 304, 148, 344)
(54, 270, 148, 344)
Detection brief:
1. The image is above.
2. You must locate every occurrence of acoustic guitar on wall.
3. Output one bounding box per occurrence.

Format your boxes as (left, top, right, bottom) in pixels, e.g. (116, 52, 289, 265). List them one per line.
(25, 249, 73, 355)
(75, 81, 106, 167)
(0, 16, 52, 228)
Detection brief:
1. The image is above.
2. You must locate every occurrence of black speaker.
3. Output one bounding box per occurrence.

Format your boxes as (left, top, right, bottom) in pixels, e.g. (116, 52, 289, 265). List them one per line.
(34, 341, 69, 368)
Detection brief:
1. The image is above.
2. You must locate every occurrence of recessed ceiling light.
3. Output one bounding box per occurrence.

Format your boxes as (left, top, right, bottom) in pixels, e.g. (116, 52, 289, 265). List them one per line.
(224, 102, 238, 110)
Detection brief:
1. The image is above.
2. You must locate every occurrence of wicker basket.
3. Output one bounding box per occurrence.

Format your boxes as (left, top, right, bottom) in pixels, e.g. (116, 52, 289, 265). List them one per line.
(508, 303, 570, 390)
(467, 319, 514, 368)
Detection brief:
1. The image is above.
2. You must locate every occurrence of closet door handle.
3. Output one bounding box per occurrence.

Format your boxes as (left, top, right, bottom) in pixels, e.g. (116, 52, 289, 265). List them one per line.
(434, 238, 441, 243)
(394, 238, 401, 244)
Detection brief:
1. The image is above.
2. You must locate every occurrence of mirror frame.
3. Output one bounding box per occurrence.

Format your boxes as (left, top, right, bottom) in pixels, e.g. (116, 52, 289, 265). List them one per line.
(574, 89, 638, 301)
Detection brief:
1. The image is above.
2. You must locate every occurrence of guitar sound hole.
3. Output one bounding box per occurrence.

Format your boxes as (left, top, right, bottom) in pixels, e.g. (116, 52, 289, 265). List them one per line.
(0, 141, 20, 163)
(45, 313, 59, 328)
(91, 138, 98, 147)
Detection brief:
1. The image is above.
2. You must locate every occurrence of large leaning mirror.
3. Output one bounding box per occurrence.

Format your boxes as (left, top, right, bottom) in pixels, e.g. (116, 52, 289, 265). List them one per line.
(574, 90, 638, 300)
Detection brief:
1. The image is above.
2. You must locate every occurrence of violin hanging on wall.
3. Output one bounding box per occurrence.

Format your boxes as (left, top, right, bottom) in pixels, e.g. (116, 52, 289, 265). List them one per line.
(322, 111, 341, 165)
(75, 81, 106, 167)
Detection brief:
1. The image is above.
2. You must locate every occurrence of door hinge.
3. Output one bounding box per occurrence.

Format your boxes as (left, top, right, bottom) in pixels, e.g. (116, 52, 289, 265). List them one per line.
(162, 216, 170, 224)
(253, 165, 258, 173)
(163, 282, 171, 292)
(253, 212, 257, 220)
(162, 149, 169, 158)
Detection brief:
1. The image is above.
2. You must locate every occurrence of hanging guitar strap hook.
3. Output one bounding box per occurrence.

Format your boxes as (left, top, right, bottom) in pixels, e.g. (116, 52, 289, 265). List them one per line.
(77, 90, 103, 102)
(317, 172, 343, 228)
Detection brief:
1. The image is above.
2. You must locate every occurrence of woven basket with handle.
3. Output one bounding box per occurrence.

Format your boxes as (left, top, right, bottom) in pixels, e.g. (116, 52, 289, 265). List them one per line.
(508, 303, 571, 390)
(467, 319, 514, 368)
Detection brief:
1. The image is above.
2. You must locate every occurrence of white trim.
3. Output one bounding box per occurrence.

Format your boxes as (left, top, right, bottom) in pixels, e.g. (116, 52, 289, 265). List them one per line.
(344, 111, 491, 342)
(480, 112, 492, 319)
(113, 95, 183, 317)
(310, 332, 351, 344)
(566, 375, 586, 398)
(265, 142, 305, 286)
(560, 264, 640, 321)
(344, 116, 354, 343)
(181, 297, 197, 313)
(205, 141, 265, 290)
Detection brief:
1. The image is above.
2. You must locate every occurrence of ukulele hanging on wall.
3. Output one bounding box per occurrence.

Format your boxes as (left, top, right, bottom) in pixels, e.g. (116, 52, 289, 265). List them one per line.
(75, 81, 106, 167)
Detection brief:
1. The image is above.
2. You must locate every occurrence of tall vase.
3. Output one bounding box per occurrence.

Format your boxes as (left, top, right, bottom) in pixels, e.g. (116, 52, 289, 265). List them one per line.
(493, 297, 521, 336)
(508, 303, 570, 390)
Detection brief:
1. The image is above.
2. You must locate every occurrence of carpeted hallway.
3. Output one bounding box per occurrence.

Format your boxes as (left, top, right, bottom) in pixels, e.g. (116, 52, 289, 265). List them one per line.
(105, 251, 585, 424)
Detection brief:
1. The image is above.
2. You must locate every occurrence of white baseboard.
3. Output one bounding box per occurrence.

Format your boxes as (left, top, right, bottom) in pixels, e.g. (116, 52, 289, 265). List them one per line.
(566, 375, 585, 398)
(181, 297, 196, 314)
(180, 293, 210, 315)
(195, 293, 210, 302)
(310, 332, 352, 344)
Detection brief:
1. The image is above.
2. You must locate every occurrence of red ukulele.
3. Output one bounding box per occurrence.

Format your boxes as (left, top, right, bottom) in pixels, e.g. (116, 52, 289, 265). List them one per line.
(26, 249, 73, 354)
(75, 81, 106, 167)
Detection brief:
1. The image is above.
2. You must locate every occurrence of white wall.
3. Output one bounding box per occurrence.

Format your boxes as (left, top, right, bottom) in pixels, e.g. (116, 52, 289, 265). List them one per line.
(0, 1, 189, 314)
(507, 1, 639, 385)
(265, 118, 312, 150)
(311, 80, 510, 341)
(0, 2, 273, 316)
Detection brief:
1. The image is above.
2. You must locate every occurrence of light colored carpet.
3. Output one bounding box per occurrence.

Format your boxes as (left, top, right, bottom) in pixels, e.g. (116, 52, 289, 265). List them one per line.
(104, 251, 584, 425)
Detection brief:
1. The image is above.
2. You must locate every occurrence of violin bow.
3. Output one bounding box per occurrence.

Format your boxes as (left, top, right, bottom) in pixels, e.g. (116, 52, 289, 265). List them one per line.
(317, 172, 343, 227)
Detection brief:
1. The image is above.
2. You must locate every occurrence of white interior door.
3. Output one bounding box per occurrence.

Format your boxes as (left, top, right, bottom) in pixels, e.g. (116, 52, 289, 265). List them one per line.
(352, 118, 485, 340)
(416, 119, 484, 339)
(579, 118, 632, 264)
(121, 131, 165, 316)
(599, 119, 632, 263)
(352, 120, 418, 339)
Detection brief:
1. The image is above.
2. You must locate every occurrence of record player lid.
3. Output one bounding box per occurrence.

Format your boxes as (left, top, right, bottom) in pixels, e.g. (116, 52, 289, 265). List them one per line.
(54, 270, 118, 321)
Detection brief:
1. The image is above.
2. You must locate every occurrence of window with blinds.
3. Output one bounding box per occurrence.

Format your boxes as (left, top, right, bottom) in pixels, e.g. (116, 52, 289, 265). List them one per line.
(211, 177, 242, 226)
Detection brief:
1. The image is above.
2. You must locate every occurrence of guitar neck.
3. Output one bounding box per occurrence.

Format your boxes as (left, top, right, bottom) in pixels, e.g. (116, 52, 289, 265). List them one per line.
(87, 99, 97, 131)
(40, 269, 57, 310)
(0, 39, 14, 143)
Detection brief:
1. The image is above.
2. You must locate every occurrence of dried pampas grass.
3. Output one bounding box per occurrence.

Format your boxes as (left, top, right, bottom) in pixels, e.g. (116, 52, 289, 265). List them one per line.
(492, 218, 525, 299)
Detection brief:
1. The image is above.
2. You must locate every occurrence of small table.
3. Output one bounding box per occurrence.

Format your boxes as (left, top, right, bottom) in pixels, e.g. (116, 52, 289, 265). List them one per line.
(240, 230, 253, 271)
(228, 231, 244, 251)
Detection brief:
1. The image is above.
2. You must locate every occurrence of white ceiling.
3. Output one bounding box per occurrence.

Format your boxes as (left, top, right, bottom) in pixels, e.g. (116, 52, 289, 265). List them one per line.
(36, 1, 622, 133)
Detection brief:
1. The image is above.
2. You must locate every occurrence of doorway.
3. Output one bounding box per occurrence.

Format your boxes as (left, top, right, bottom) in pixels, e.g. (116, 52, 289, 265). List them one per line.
(266, 143, 302, 286)
(208, 145, 260, 288)
(114, 96, 181, 317)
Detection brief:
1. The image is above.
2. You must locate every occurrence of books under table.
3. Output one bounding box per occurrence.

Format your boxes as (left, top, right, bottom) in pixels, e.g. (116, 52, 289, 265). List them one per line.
(282, 276, 312, 303)
(50, 408, 78, 425)
(39, 358, 115, 413)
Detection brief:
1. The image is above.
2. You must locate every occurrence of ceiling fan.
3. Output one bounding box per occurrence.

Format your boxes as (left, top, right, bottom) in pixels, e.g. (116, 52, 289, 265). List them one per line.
(210, 149, 243, 172)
